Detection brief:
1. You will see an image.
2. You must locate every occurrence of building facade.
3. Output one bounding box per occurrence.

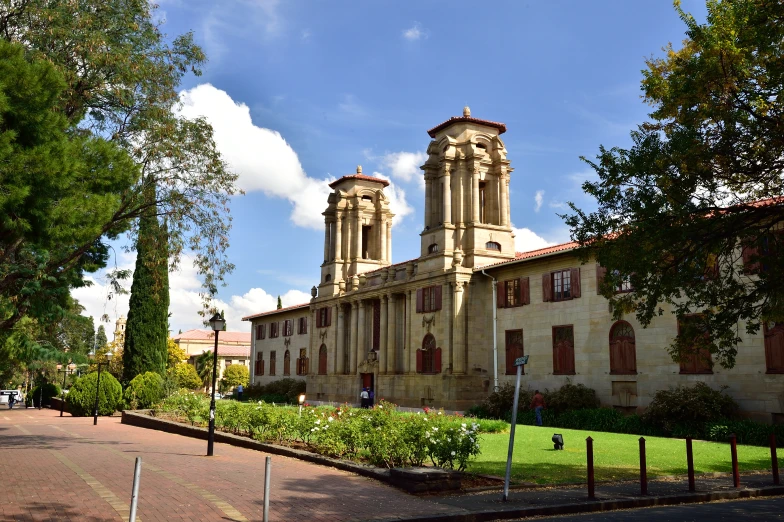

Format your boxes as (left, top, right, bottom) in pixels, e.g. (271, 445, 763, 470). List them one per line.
(172, 329, 251, 381)
(243, 108, 784, 420)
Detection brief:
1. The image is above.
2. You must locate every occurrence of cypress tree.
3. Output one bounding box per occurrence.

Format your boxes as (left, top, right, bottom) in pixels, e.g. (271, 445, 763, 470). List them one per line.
(277, 296, 282, 310)
(123, 186, 170, 382)
(94, 325, 108, 350)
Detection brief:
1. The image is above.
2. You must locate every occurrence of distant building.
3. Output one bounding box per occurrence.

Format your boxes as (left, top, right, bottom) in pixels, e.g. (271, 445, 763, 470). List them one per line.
(172, 329, 251, 381)
(113, 316, 126, 345)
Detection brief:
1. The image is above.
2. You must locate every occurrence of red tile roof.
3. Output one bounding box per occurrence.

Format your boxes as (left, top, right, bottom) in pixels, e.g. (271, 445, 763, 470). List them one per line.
(189, 345, 251, 357)
(242, 303, 311, 321)
(329, 174, 390, 189)
(427, 116, 507, 138)
(172, 329, 250, 343)
(476, 240, 580, 270)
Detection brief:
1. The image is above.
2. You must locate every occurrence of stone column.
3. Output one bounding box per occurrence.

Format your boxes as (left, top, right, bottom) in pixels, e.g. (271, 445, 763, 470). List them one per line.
(379, 296, 388, 374)
(424, 176, 432, 228)
(408, 290, 416, 373)
(345, 212, 352, 262)
(386, 221, 392, 263)
(357, 300, 366, 367)
(336, 304, 345, 374)
(500, 174, 509, 227)
(309, 308, 318, 375)
(323, 219, 331, 262)
(386, 294, 396, 373)
(335, 212, 343, 260)
(443, 282, 453, 373)
(354, 209, 362, 260)
(443, 166, 452, 224)
(380, 216, 387, 262)
(349, 302, 358, 373)
(472, 169, 480, 223)
(452, 281, 466, 374)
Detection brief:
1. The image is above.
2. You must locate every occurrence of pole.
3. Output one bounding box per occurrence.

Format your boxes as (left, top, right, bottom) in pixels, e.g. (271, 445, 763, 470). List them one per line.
(129, 457, 142, 522)
(587, 436, 595, 500)
(502, 363, 522, 501)
(60, 370, 67, 417)
(730, 433, 740, 488)
(639, 437, 647, 496)
(93, 364, 103, 426)
(686, 437, 695, 492)
(771, 433, 780, 486)
(263, 456, 272, 522)
(207, 329, 220, 456)
(479, 270, 499, 391)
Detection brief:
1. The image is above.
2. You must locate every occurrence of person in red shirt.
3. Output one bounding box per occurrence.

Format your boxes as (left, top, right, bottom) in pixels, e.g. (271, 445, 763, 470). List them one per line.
(530, 390, 546, 426)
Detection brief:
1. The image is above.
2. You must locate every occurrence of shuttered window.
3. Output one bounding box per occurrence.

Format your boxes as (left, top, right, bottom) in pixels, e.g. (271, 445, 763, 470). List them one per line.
(316, 307, 332, 328)
(609, 321, 637, 374)
(297, 348, 309, 376)
(497, 278, 530, 309)
(505, 330, 524, 375)
(543, 268, 581, 302)
(416, 285, 442, 313)
(254, 351, 264, 376)
(677, 315, 713, 374)
(256, 324, 266, 340)
(298, 317, 308, 334)
(283, 320, 292, 337)
(269, 322, 279, 338)
(416, 334, 441, 374)
(269, 351, 277, 376)
(765, 322, 784, 374)
(283, 350, 291, 376)
(552, 325, 575, 375)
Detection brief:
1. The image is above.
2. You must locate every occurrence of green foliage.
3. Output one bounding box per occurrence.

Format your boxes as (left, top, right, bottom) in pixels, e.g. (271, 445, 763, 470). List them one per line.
(167, 339, 187, 369)
(480, 381, 598, 419)
(481, 383, 534, 420)
(195, 351, 213, 390)
(545, 382, 601, 415)
(222, 364, 249, 389)
(123, 372, 165, 410)
(66, 372, 122, 416)
(170, 363, 202, 390)
(95, 326, 108, 351)
(245, 378, 306, 403)
(643, 382, 739, 434)
(564, 0, 784, 369)
(31, 383, 61, 407)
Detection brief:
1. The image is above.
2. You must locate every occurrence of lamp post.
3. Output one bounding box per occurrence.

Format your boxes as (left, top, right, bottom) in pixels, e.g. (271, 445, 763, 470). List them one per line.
(88, 350, 113, 426)
(56, 362, 76, 417)
(207, 312, 225, 457)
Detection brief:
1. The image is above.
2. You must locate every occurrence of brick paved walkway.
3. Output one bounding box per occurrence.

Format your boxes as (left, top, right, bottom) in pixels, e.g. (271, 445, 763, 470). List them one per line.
(0, 408, 462, 521)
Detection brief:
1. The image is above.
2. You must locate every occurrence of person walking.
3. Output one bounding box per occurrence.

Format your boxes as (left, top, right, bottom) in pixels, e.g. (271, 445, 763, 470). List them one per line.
(530, 390, 546, 426)
(236, 384, 244, 401)
(360, 387, 369, 408)
(7, 392, 15, 409)
(368, 389, 375, 408)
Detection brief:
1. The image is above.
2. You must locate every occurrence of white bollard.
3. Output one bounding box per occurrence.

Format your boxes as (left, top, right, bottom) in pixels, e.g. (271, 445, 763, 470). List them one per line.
(129, 457, 142, 522)
(263, 456, 272, 522)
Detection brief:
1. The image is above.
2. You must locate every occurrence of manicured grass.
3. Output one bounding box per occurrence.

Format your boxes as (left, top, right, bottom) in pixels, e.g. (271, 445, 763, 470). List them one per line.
(468, 425, 781, 484)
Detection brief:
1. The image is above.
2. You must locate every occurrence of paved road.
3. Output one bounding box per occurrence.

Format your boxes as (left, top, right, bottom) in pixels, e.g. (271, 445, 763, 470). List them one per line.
(0, 407, 461, 521)
(507, 496, 784, 521)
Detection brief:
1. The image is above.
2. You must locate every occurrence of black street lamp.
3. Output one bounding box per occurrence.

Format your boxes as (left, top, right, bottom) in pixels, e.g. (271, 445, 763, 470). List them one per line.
(56, 362, 76, 417)
(207, 312, 225, 457)
(88, 350, 113, 426)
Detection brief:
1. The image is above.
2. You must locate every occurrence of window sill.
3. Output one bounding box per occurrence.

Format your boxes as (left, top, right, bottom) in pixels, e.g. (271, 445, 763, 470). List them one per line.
(553, 372, 576, 376)
(417, 372, 441, 375)
(766, 370, 784, 374)
(609, 371, 638, 375)
(679, 371, 714, 375)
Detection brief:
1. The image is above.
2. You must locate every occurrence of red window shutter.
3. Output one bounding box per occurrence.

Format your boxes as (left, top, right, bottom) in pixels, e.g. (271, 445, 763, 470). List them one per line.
(521, 277, 530, 305)
(742, 244, 760, 273)
(434, 285, 442, 311)
(571, 267, 581, 298)
(435, 347, 442, 374)
(416, 289, 424, 313)
(496, 281, 506, 308)
(326, 307, 332, 327)
(596, 264, 607, 294)
(303, 317, 308, 334)
(316, 310, 322, 328)
(416, 349, 423, 373)
(256, 325, 261, 339)
(542, 273, 552, 302)
(261, 360, 265, 376)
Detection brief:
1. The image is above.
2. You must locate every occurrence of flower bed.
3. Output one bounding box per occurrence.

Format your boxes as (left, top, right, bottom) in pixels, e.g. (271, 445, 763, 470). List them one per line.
(154, 391, 506, 471)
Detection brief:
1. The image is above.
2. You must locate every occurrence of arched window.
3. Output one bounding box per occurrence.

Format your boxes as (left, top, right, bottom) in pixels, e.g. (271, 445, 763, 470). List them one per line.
(609, 321, 636, 374)
(486, 241, 501, 251)
(318, 344, 328, 375)
(428, 243, 439, 254)
(324, 273, 332, 282)
(416, 334, 441, 374)
(283, 350, 291, 376)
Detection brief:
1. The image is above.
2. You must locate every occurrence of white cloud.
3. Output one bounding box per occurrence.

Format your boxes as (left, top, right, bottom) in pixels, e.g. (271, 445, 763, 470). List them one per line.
(380, 151, 427, 184)
(512, 227, 557, 253)
(534, 190, 544, 212)
(177, 84, 333, 230)
(73, 251, 312, 334)
(402, 23, 426, 41)
(372, 171, 413, 226)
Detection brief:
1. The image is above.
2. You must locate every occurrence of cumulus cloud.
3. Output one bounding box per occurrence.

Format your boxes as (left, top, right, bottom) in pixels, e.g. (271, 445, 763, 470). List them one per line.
(512, 227, 557, 253)
(534, 190, 544, 212)
(380, 151, 427, 184)
(177, 84, 333, 230)
(372, 171, 413, 225)
(402, 23, 426, 41)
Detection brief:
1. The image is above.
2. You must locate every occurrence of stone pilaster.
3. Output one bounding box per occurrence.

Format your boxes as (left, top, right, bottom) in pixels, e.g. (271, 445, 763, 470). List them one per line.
(336, 304, 345, 374)
(357, 300, 366, 366)
(387, 294, 396, 373)
(379, 296, 388, 374)
(443, 164, 452, 224)
(452, 281, 466, 374)
(349, 301, 358, 373)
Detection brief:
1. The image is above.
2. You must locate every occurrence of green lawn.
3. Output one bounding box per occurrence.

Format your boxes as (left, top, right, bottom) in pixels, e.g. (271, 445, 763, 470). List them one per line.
(468, 426, 780, 484)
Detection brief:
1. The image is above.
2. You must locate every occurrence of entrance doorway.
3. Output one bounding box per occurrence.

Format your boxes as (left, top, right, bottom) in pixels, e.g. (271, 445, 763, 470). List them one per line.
(361, 372, 374, 392)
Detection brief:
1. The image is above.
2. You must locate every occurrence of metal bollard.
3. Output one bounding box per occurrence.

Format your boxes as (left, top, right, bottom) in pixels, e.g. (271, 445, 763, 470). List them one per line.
(263, 456, 271, 522)
(586, 436, 595, 500)
(730, 433, 740, 488)
(771, 433, 780, 486)
(129, 457, 142, 522)
(686, 437, 695, 492)
(639, 437, 647, 496)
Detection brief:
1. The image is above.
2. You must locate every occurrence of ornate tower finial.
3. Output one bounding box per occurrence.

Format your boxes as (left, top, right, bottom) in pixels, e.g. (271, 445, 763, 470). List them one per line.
(463, 106, 471, 117)
(356, 165, 362, 174)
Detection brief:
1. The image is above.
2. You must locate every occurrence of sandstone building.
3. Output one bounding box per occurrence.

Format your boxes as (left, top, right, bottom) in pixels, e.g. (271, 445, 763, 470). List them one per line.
(243, 108, 784, 421)
(172, 329, 251, 382)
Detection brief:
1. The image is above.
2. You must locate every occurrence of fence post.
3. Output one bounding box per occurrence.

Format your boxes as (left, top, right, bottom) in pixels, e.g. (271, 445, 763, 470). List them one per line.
(686, 437, 695, 492)
(263, 456, 272, 522)
(730, 433, 740, 488)
(586, 436, 595, 500)
(639, 437, 647, 496)
(771, 433, 780, 486)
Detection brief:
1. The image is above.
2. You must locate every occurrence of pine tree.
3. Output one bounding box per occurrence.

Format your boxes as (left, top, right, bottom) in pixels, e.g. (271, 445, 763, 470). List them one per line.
(123, 186, 170, 382)
(94, 325, 108, 350)
(277, 296, 282, 310)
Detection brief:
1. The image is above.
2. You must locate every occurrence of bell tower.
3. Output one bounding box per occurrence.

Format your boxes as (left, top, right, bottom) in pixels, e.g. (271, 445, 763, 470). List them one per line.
(319, 166, 394, 297)
(419, 107, 516, 271)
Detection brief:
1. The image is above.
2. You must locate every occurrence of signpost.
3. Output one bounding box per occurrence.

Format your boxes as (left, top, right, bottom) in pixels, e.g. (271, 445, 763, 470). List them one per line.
(502, 355, 529, 501)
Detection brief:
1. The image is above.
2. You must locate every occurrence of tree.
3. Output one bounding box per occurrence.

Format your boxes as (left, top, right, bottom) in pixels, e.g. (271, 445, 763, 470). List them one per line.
(167, 338, 187, 369)
(0, 0, 240, 334)
(123, 187, 169, 382)
(564, 0, 784, 369)
(170, 363, 202, 390)
(222, 364, 249, 389)
(91, 340, 124, 380)
(277, 296, 282, 310)
(195, 351, 214, 391)
(94, 325, 108, 351)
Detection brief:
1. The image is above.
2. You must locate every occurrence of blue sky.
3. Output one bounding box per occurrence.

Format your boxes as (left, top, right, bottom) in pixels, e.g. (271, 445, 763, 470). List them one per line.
(74, 0, 709, 334)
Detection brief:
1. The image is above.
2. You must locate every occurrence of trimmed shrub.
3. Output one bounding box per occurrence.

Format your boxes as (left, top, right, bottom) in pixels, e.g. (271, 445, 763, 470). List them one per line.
(482, 383, 534, 420)
(245, 378, 306, 403)
(222, 364, 249, 389)
(31, 383, 61, 407)
(544, 382, 600, 415)
(124, 372, 165, 410)
(66, 372, 122, 416)
(643, 382, 739, 434)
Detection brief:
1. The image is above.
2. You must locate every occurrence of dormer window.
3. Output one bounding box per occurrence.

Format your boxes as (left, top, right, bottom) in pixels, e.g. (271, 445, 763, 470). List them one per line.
(486, 241, 501, 251)
(428, 243, 439, 254)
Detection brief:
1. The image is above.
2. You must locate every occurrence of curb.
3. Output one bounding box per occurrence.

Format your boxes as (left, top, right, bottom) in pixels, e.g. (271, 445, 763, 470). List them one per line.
(386, 486, 784, 522)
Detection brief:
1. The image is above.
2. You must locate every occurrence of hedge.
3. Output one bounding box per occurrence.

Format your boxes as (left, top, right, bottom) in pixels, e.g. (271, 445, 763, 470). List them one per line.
(66, 372, 122, 416)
